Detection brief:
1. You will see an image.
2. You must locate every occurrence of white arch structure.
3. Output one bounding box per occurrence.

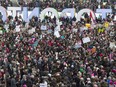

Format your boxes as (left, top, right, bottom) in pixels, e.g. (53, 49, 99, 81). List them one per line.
(0, 6, 7, 22)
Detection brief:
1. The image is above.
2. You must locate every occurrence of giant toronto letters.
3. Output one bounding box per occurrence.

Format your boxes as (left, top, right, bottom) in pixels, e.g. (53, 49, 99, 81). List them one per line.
(0, 6, 112, 23)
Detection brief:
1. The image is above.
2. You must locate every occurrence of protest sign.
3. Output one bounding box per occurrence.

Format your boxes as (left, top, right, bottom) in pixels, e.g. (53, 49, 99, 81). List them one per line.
(82, 37, 91, 43)
(41, 25, 47, 30)
(110, 42, 116, 49)
(40, 81, 47, 87)
(40, 83, 47, 87)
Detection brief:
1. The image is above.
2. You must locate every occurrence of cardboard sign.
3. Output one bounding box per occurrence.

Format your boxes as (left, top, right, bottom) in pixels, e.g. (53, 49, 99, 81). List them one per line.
(41, 25, 47, 30)
(82, 37, 91, 43)
(47, 30, 52, 34)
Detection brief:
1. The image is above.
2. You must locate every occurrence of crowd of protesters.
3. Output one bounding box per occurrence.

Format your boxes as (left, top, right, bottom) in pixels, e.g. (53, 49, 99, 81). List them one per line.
(0, 0, 116, 87)
(0, 0, 116, 12)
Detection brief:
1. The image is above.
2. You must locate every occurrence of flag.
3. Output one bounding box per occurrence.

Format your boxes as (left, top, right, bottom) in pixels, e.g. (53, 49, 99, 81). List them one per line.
(90, 11, 96, 24)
